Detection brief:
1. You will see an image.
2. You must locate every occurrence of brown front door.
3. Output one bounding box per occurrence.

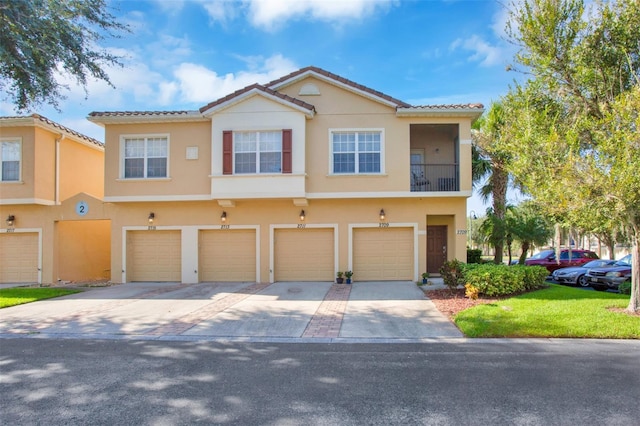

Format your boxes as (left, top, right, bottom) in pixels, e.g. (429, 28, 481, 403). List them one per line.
(427, 226, 447, 274)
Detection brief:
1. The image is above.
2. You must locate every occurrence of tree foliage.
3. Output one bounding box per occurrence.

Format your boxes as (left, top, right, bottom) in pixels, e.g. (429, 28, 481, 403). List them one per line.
(0, 0, 128, 111)
(501, 0, 640, 312)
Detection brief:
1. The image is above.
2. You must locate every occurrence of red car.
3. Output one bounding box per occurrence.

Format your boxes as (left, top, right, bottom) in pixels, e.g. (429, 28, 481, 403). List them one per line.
(524, 249, 600, 273)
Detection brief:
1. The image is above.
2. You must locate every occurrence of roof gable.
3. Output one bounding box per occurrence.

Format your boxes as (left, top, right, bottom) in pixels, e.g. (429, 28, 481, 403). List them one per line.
(0, 114, 103, 149)
(199, 84, 315, 117)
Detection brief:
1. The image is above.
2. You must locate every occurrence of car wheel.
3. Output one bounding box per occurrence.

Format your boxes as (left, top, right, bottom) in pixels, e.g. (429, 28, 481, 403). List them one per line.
(578, 275, 589, 287)
(592, 285, 607, 291)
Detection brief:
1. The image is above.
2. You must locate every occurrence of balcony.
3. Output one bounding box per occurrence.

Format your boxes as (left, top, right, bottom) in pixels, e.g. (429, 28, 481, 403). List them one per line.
(410, 163, 459, 192)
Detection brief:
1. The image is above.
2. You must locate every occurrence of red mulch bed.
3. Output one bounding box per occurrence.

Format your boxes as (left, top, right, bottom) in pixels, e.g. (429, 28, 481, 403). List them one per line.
(425, 288, 502, 320)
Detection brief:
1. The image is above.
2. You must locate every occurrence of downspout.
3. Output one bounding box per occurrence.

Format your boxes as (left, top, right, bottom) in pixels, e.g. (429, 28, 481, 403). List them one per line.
(55, 135, 65, 205)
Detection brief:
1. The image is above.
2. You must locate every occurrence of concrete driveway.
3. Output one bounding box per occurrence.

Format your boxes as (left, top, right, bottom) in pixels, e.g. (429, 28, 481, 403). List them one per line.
(0, 281, 462, 342)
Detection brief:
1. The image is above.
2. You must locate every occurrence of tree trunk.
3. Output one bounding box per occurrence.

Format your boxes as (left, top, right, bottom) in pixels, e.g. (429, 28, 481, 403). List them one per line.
(519, 241, 530, 264)
(627, 227, 639, 313)
(492, 164, 508, 264)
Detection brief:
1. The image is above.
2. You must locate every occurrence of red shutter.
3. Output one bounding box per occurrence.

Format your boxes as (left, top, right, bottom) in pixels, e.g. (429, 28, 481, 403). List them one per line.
(223, 131, 233, 175)
(282, 129, 292, 174)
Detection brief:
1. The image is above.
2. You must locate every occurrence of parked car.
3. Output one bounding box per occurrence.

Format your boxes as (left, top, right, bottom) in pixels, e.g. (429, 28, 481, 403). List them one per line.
(584, 254, 632, 291)
(551, 259, 617, 287)
(524, 249, 600, 273)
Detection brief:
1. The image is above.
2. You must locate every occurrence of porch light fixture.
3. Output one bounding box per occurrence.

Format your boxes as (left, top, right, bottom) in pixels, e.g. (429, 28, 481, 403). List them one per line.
(148, 212, 155, 224)
(379, 209, 386, 221)
(221, 211, 227, 223)
(6, 215, 15, 227)
(299, 210, 306, 221)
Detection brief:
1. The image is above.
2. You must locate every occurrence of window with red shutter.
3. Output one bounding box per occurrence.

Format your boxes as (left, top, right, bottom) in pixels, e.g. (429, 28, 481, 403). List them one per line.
(222, 130, 233, 174)
(282, 129, 292, 174)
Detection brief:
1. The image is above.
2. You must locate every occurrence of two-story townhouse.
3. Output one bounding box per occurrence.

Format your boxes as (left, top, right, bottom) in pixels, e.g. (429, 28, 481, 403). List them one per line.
(0, 114, 110, 284)
(88, 66, 483, 284)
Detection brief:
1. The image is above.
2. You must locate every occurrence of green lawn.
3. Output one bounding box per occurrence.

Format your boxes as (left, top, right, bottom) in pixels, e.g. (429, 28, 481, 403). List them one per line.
(455, 284, 640, 338)
(0, 287, 81, 308)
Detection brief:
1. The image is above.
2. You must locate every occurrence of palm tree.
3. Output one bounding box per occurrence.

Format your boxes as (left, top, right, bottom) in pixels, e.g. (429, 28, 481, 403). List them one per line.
(472, 102, 509, 264)
(508, 203, 554, 264)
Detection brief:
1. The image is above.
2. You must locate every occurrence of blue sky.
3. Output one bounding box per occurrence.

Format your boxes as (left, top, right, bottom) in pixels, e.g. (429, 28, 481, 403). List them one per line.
(1, 0, 525, 214)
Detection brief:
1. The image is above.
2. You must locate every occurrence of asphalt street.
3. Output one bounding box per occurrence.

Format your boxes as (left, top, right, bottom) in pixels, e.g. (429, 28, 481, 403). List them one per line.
(1, 338, 639, 425)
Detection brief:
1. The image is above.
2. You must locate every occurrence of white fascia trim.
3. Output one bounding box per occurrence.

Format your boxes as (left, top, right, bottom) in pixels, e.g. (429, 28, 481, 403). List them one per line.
(396, 108, 484, 119)
(306, 191, 473, 199)
(269, 70, 399, 109)
(87, 111, 207, 125)
(0, 198, 55, 205)
(348, 222, 419, 282)
(200, 89, 315, 118)
(269, 223, 339, 284)
(104, 194, 211, 202)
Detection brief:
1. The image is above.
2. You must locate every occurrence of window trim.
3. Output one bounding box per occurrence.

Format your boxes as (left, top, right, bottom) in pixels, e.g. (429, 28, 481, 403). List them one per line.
(228, 130, 289, 175)
(328, 128, 385, 175)
(119, 134, 170, 180)
(0, 138, 22, 183)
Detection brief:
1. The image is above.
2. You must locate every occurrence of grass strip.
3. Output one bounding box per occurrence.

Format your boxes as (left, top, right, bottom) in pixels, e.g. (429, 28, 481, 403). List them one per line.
(455, 284, 639, 338)
(0, 287, 81, 308)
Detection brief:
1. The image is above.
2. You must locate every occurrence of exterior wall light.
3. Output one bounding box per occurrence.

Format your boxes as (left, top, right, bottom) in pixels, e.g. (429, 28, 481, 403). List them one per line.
(299, 210, 306, 221)
(379, 209, 386, 221)
(148, 212, 155, 224)
(6, 215, 15, 227)
(221, 211, 227, 223)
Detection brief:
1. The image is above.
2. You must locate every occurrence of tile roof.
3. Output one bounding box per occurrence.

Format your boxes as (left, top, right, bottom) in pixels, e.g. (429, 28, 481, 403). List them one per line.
(0, 113, 103, 147)
(267, 66, 413, 108)
(88, 110, 196, 117)
(199, 83, 316, 114)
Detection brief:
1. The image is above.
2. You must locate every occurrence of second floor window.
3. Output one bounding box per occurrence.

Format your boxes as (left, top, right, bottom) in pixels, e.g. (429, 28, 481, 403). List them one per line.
(332, 131, 381, 174)
(123, 137, 168, 179)
(0, 140, 21, 182)
(234, 131, 282, 174)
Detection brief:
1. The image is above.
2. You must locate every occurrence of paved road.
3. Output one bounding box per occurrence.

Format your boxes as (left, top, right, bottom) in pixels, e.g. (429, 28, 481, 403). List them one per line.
(2, 339, 639, 425)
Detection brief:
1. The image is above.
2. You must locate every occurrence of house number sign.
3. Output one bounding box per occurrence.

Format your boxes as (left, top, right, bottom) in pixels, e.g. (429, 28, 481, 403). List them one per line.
(75, 200, 89, 217)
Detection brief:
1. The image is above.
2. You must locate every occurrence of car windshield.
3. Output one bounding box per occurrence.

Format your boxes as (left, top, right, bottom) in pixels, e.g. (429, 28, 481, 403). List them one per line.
(615, 254, 632, 266)
(529, 250, 553, 260)
(583, 260, 614, 268)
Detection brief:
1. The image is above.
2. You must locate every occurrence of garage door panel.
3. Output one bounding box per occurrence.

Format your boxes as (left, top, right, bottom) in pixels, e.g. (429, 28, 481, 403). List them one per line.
(200, 230, 256, 282)
(0, 233, 39, 283)
(128, 231, 181, 282)
(353, 228, 413, 281)
(275, 228, 334, 281)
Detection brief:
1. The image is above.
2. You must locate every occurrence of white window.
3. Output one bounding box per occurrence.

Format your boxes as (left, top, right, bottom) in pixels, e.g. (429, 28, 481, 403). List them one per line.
(122, 136, 168, 178)
(0, 140, 21, 182)
(331, 130, 382, 174)
(234, 131, 282, 174)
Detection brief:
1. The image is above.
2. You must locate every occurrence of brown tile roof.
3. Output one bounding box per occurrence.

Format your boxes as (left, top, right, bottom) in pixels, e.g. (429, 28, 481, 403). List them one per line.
(266, 66, 413, 108)
(88, 110, 195, 117)
(199, 83, 315, 114)
(0, 113, 103, 147)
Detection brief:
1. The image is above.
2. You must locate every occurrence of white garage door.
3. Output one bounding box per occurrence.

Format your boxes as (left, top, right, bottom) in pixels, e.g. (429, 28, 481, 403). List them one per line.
(0, 233, 39, 283)
(127, 231, 181, 282)
(353, 227, 414, 281)
(274, 228, 334, 281)
(199, 229, 256, 282)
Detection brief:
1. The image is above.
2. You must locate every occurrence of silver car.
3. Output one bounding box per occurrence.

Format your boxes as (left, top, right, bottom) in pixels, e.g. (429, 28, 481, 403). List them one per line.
(551, 259, 617, 287)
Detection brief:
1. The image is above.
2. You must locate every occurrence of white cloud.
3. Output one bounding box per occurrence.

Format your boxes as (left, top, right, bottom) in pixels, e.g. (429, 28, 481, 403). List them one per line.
(197, 0, 396, 31)
(171, 54, 298, 103)
(450, 34, 504, 67)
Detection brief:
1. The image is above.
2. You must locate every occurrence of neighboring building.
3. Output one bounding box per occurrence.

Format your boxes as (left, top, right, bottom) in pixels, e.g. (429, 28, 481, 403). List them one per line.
(0, 114, 110, 284)
(89, 67, 483, 284)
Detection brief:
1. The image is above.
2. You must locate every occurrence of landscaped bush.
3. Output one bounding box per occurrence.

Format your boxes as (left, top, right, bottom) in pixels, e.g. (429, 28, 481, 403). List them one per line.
(439, 259, 466, 291)
(463, 264, 548, 297)
(618, 280, 631, 295)
(466, 249, 482, 264)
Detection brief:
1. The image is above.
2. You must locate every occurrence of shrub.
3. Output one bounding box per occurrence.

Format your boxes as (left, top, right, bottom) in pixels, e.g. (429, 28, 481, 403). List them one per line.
(465, 283, 479, 300)
(618, 280, 631, 295)
(467, 249, 482, 264)
(463, 264, 548, 297)
(439, 259, 466, 291)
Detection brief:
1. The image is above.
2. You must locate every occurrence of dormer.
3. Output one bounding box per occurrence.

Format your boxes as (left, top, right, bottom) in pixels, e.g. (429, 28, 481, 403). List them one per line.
(202, 84, 315, 201)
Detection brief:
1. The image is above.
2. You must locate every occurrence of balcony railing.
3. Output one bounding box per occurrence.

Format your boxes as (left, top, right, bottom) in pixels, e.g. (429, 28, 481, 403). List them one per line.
(410, 164, 459, 192)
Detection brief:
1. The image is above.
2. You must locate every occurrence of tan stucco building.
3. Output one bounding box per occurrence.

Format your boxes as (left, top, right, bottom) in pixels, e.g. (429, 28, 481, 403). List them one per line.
(1, 67, 483, 285)
(0, 114, 110, 284)
(88, 67, 483, 284)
